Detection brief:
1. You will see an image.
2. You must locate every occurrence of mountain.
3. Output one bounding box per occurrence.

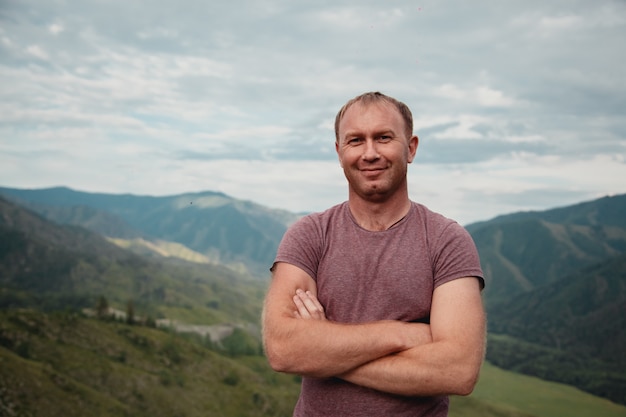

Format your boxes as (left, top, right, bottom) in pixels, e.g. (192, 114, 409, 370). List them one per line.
(2, 185, 626, 406)
(464, 194, 626, 405)
(6, 309, 623, 417)
(4, 195, 611, 417)
(467, 194, 626, 231)
(466, 194, 626, 306)
(485, 252, 626, 404)
(0, 308, 301, 417)
(488, 251, 626, 362)
(0, 186, 301, 278)
(0, 195, 266, 326)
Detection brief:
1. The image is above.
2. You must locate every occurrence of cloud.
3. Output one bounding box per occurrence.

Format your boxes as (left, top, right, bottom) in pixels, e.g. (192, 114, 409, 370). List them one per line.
(435, 84, 517, 108)
(0, 0, 625, 224)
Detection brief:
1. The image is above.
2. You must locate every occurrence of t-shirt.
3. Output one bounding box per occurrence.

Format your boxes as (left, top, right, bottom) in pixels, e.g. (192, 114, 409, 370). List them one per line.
(273, 201, 484, 417)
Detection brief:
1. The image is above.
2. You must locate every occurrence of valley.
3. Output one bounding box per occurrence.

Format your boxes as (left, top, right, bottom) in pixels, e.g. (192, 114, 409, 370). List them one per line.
(1, 186, 625, 415)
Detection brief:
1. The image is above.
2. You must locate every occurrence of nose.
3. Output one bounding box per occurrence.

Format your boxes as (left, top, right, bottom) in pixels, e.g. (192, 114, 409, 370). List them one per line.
(362, 139, 380, 161)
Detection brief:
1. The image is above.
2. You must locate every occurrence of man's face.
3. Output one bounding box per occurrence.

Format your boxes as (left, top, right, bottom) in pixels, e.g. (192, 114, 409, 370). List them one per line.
(336, 101, 418, 203)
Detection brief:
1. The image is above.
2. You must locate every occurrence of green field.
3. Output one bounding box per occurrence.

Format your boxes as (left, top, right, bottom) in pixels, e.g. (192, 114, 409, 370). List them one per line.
(450, 362, 626, 417)
(1, 309, 625, 417)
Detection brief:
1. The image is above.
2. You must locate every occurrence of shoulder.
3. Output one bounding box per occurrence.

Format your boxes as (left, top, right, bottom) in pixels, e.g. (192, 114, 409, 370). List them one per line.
(410, 202, 462, 232)
(410, 201, 476, 249)
(274, 203, 348, 278)
(288, 202, 348, 233)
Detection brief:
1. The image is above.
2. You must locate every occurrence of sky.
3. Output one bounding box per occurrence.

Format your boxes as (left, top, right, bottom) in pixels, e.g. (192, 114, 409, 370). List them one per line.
(1, 0, 625, 225)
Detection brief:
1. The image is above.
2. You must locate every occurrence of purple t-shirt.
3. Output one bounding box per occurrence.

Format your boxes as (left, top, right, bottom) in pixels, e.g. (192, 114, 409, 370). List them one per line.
(274, 201, 484, 417)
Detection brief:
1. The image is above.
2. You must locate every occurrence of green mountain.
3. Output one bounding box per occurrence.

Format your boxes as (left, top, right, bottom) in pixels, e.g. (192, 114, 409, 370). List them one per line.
(0, 196, 266, 326)
(0, 186, 300, 278)
(2, 185, 626, 408)
(467, 194, 626, 306)
(467, 194, 626, 230)
(465, 194, 626, 405)
(0, 309, 301, 417)
(6, 194, 618, 416)
(3, 309, 624, 417)
(488, 252, 626, 363)
(484, 252, 626, 404)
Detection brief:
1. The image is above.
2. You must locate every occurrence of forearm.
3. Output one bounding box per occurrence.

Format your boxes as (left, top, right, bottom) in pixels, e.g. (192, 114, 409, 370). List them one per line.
(263, 264, 430, 378)
(340, 339, 485, 396)
(263, 314, 420, 377)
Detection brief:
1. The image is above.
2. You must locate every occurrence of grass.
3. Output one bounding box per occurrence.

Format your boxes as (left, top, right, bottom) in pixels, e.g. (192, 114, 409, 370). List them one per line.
(1, 309, 624, 417)
(452, 361, 626, 417)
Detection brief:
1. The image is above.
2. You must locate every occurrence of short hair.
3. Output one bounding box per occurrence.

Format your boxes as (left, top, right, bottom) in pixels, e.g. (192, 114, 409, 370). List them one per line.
(334, 92, 414, 141)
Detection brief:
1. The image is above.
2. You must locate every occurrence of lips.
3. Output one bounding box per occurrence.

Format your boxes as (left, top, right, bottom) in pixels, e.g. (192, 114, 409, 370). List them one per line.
(360, 167, 386, 177)
(361, 166, 387, 172)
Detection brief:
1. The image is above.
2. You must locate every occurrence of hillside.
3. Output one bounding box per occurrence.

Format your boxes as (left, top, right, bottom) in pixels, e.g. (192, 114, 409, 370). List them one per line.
(484, 252, 626, 404)
(1, 186, 626, 408)
(2, 309, 625, 417)
(0, 186, 300, 277)
(467, 194, 626, 231)
(0, 196, 266, 326)
(488, 252, 626, 363)
(464, 194, 626, 405)
(467, 194, 626, 303)
(469, 217, 626, 305)
(0, 309, 299, 417)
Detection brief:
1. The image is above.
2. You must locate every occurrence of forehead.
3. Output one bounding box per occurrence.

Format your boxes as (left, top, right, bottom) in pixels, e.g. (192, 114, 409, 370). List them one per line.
(338, 101, 405, 136)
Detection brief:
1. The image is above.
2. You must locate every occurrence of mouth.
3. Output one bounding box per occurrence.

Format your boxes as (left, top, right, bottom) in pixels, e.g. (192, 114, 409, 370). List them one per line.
(360, 167, 386, 177)
(361, 166, 386, 172)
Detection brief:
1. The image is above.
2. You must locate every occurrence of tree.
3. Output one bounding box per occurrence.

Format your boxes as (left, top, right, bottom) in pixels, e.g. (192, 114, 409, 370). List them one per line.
(126, 299, 135, 325)
(96, 296, 109, 319)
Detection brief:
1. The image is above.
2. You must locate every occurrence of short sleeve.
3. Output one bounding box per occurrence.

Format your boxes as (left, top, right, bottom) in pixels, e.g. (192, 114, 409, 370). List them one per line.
(272, 215, 324, 281)
(431, 221, 484, 290)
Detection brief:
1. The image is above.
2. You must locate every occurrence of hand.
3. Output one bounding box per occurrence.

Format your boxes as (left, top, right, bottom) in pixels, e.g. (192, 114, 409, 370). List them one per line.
(293, 288, 327, 320)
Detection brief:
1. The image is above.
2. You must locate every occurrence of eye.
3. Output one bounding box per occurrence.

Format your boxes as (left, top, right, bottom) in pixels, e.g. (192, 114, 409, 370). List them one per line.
(378, 135, 392, 142)
(347, 137, 363, 145)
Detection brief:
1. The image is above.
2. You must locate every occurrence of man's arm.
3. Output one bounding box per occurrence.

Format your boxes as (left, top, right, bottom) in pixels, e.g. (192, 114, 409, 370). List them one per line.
(262, 261, 431, 377)
(293, 276, 486, 396)
(337, 277, 485, 396)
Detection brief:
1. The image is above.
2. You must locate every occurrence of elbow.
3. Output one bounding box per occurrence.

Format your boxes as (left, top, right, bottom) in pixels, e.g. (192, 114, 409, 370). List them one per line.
(264, 339, 292, 373)
(267, 356, 289, 374)
(266, 352, 292, 374)
(453, 379, 478, 397)
(450, 366, 481, 396)
(264, 337, 304, 375)
(264, 340, 330, 377)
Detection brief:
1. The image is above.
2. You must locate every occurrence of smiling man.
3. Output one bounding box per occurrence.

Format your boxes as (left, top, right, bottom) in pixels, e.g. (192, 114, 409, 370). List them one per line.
(263, 92, 486, 417)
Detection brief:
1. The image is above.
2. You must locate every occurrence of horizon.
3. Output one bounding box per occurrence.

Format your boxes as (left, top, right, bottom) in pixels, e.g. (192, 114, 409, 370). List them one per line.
(1, 183, 622, 227)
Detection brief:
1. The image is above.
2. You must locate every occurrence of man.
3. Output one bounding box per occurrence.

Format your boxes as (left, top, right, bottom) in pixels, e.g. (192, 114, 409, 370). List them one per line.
(263, 92, 486, 416)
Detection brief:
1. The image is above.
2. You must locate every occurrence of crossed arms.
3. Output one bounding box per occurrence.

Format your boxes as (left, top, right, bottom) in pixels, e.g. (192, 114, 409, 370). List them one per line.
(262, 262, 486, 397)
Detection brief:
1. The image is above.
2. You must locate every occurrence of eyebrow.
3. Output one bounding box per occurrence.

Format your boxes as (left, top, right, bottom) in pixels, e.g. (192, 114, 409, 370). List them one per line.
(342, 129, 397, 139)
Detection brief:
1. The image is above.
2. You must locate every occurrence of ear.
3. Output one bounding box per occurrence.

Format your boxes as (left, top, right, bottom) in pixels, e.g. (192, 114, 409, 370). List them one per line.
(407, 135, 419, 163)
(335, 140, 343, 168)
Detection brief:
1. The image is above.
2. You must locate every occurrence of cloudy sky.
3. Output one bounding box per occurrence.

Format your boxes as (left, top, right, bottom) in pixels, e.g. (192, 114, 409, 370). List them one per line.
(1, 0, 624, 225)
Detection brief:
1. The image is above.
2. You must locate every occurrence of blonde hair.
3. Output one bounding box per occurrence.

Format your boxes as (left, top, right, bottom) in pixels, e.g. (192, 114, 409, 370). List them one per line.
(334, 92, 414, 141)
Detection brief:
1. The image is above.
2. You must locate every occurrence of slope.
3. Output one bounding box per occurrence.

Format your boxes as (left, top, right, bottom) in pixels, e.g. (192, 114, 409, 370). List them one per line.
(0, 186, 300, 277)
(0, 196, 266, 326)
(3, 309, 625, 417)
(470, 217, 626, 305)
(484, 252, 626, 404)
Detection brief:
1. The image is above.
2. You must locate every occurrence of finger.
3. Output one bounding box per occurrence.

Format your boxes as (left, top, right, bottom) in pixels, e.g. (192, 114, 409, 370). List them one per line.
(305, 291, 326, 317)
(293, 293, 312, 319)
(296, 289, 323, 318)
(296, 289, 326, 320)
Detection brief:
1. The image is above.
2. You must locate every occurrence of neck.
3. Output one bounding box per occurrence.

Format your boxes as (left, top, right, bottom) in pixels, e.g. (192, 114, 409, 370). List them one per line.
(348, 190, 411, 231)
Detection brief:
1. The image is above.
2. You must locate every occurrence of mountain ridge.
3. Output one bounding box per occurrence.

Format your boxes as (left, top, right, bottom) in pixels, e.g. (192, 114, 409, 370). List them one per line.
(1, 185, 625, 405)
(0, 186, 301, 278)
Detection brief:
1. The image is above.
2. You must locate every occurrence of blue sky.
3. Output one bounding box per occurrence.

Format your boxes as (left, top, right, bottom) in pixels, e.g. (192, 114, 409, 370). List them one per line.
(1, 0, 625, 224)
